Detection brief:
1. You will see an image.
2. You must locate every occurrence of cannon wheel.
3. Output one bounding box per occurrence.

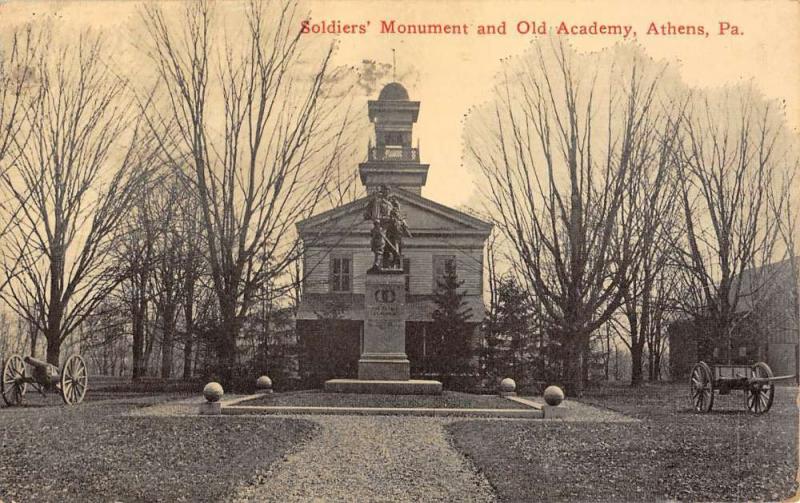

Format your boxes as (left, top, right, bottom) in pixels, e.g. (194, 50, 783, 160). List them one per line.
(690, 361, 714, 413)
(746, 362, 774, 414)
(60, 355, 88, 405)
(1, 354, 27, 406)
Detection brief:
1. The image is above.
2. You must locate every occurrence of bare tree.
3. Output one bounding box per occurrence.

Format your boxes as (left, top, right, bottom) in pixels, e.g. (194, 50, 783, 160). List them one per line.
(149, 178, 184, 379)
(675, 85, 792, 362)
(176, 185, 205, 381)
(465, 40, 672, 394)
(141, 0, 357, 382)
(645, 264, 682, 381)
(116, 177, 158, 379)
(615, 92, 683, 386)
(0, 33, 154, 366)
(0, 26, 37, 168)
(0, 27, 39, 290)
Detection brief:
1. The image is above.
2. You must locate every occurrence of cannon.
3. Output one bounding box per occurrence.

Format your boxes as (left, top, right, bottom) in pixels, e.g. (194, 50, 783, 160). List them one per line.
(689, 361, 794, 414)
(1, 353, 88, 406)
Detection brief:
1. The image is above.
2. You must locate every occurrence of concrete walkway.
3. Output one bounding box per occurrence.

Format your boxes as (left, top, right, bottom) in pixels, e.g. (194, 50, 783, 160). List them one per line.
(229, 415, 497, 503)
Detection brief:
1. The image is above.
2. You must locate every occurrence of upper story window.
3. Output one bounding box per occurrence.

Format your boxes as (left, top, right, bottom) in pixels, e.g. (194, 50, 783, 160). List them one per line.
(331, 256, 352, 292)
(433, 255, 456, 289)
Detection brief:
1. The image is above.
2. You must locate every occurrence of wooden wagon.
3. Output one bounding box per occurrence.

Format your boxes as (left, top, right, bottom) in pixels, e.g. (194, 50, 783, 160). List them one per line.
(690, 361, 794, 414)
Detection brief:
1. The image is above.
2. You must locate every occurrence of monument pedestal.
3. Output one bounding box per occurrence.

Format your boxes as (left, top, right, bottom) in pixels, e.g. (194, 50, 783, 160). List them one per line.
(358, 273, 410, 380)
(325, 270, 441, 395)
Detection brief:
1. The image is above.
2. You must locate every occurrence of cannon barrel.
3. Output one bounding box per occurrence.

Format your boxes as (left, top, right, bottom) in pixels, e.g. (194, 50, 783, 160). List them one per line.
(748, 374, 796, 385)
(24, 356, 51, 369)
(24, 355, 60, 385)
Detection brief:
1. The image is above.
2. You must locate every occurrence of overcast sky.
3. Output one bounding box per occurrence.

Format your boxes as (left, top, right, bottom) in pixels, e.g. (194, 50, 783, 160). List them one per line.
(1, 0, 797, 209)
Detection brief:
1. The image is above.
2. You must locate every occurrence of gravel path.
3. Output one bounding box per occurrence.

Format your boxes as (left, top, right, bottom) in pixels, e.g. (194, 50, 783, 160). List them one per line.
(230, 415, 497, 503)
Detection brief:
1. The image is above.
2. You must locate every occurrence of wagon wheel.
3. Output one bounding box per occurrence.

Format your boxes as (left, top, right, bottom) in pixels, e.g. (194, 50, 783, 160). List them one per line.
(60, 355, 88, 405)
(690, 361, 714, 413)
(746, 362, 774, 414)
(1, 354, 27, 406)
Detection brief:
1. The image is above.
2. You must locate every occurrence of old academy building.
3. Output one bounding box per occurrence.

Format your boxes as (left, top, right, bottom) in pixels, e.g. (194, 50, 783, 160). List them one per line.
(295, 82, 492, 386)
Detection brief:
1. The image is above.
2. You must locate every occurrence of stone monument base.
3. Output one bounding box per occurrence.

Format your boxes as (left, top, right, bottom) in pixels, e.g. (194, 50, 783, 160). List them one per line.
(324, 378, 443, 395)
(358, 354, 410, 380)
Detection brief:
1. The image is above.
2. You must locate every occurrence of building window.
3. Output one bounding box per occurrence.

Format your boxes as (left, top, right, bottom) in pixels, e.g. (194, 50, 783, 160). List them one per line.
(384, 132, 404, 146)
(433, 255, 456, 289)
(403, 258, 411, 293)
(331, 256, 352, 292)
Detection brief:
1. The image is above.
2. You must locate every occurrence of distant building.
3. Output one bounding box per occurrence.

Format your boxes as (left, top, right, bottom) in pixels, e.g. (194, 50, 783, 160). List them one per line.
(295, 82, 492, 386)
(669, 257, 799, 381)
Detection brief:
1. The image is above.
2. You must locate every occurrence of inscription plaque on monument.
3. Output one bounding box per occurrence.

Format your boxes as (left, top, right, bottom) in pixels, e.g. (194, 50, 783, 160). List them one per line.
(359, 274, 410, 380)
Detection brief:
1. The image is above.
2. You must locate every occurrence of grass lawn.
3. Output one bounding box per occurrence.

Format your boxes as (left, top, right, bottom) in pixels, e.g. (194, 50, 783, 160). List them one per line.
(0, 395, 316, 502)
(447, 383, 799, 502)
(242, 390, 530, 409)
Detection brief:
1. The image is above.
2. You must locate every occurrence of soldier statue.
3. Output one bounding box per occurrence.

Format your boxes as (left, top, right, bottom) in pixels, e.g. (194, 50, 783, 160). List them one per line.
(364, 185, 412, 272)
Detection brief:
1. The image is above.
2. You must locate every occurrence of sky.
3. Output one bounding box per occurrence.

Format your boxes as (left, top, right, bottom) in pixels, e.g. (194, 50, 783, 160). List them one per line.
(0, 0, 798, 209)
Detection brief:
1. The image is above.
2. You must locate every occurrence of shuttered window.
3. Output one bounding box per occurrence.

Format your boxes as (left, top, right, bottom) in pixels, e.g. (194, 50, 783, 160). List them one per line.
(331, 256, 352, 292)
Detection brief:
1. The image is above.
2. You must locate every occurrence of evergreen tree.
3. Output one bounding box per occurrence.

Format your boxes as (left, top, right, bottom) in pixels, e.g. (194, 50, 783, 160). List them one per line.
(483, 276, 537, 385)
(430, 267, 473, 386)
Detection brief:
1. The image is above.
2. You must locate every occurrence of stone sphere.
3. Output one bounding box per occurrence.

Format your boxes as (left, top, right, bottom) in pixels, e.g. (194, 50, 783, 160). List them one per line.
(543, 385, 565, 406)
(203, 382, 224, 402)
(256, 375, 273, 390)
(500, 378, 516, 393)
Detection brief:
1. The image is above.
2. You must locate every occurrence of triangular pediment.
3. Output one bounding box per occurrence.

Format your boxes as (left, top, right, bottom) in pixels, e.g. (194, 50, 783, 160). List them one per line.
(297, 189, 491, 236)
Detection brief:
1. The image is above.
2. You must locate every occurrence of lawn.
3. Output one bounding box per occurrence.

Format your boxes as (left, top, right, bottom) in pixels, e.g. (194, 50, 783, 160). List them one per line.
(242, 390, 530, 409)
(447, 383, 799, 502)
(0, 395, 316, 502)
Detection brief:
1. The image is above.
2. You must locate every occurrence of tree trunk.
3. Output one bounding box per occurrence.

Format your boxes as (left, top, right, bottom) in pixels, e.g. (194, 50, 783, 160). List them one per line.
(182, 267, 196, 380)
(653, 350, 662, 382)
(563, 334, 586, 397)
(45, 300, 64, 366)
(216, 300, 239, 386)
(631, 339, 645, 386)
(143, 335, 153, 375)
(131, 301, 146, 380)
(30, 327, 38, 359)
(161, 304, 176, 379)
(45, 335, 61, 367)
(183, 336, 193, 380)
